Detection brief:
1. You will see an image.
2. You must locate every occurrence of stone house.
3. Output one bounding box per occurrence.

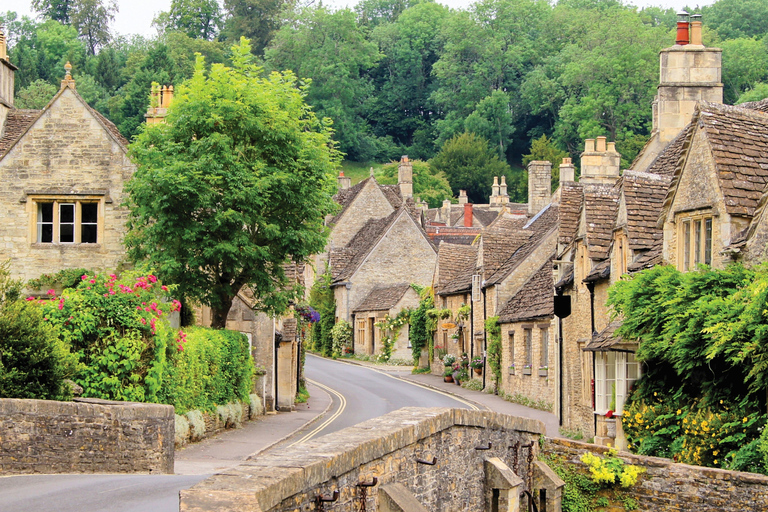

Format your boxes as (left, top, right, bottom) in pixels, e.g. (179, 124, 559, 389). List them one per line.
(352, 283, 421, 360)
(0, 54, 133, 282)
(432, 242, 478, 359)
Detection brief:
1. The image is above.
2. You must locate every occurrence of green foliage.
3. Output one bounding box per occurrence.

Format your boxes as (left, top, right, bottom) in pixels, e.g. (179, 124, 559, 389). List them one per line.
(523, 135, 569, 189)
(485, 315, 502, 392)
(330, 320, 352, 357)
(154, 0, 222, 41)
(220, 0, 288, 55)
(580, 450, 645, 488)
(378, 160, 453, 208)
(542, 453, 599, 512)
(720, 36, 768, 104)
(464, 90, 515, 160)
(0, 263, 75, 400)
(126, 39, 340, 328)
(158, 327, 254, 413)
(610, 263, 768, 474)
(409, 286, 434, 366)
(374, 309, 410, 363)
(15, 78, 58, 109)
(27, 267, 93, 291)
(703, 0, 768, 40)
(737, 82, 768, 104)
(430, 132, 512, 203)
(309, 270, 336, 356)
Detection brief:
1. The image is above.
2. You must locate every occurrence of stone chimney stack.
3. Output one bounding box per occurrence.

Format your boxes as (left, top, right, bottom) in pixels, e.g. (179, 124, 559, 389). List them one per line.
(579, 137, 621, 184)
(655, 12, 722, 144)
(464, 203, 474, 227)
(398, 155, 413, 198)
(490, 176, 500, 203)
(458, 190, 468, 204)
(559, 158, 575, 183)
(337, 171, 351, 190)
(499, 176, 510, 204)
(527, 161, 552, 216)
(441, 199, 452, 225)
(0, 26, 17, 136)
(145, 83, 175, 125)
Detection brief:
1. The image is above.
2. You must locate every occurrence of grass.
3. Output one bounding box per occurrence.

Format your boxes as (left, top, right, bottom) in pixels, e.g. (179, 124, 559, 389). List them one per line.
(559, 426, 585, 440)
(493, 389, 554, 412)
(340, 160, 387, 185)
(295, 385, 310, 404)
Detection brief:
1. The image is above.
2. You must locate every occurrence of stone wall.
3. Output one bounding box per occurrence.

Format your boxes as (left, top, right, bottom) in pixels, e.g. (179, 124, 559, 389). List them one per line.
(181, 408, 562, 512)
(500, 319, 556, 409)
(543, 438, 768, 512)
(0, 397, 174, 474)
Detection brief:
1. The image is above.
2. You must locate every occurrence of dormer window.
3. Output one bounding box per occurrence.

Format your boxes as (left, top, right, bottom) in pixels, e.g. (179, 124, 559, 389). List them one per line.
(678, 214, 712, 270)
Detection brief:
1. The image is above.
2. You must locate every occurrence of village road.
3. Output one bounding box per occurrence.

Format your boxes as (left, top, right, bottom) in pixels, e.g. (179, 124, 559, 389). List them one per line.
(0, 355, 478, 512)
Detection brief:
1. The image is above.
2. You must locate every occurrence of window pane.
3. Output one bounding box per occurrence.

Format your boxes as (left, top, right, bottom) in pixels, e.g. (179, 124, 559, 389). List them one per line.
(81, 224, 97, 243)
(683, 221, 691, 270)
(695, 219, 702, 265)
(40, 224, 53, 243)
(37, 203, 53, 243)
(525, 329, 532, 365)
(60, 203, 75, 223)
(60, 223, 74, 243)
(509, 332, 515, 363)
(81, 203, 98, 223)
(540, 329, 548, 367)
(705, 218, 712, 265)
(38, 203, 53, 222)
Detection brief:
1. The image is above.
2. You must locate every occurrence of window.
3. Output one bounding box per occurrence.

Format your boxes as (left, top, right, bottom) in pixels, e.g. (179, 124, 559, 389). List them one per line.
(540, 328, 549, 368)
(595, 351, 642, 415)
(34, 199, 99, 244)
(524, 328, 532, 367)
(678, 214, 713, 270)
(508, 332, 515, 366)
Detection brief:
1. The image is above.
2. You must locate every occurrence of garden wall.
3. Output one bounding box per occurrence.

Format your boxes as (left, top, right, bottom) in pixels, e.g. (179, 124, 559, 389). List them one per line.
(181, 408, 564, 512)
(0, 397, 174, 474)
(543, 438, 768, 511)
(174, 394, 263, 448)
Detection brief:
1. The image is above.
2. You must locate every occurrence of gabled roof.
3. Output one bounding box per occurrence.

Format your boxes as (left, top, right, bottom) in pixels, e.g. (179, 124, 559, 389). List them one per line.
(497, 255, 555, 324)
(643, 123, 693, 178)
(627, 244, 663, 272)
(584, 320, 635, 352)
(485, 204, 559, 286)
(621, 170, 672, 251)
(480, 213, 528, 278)
(558, 182, 583, 246)
(739, 98, 768, 114)
(353, 284, 412, 312)
(330, 177, 403, 226)
(583, 183, 620, 260)
(583, 259, 610, 283)
(435, 243, 478, 295)
(331, 207, 433, 284)
(662, 102, 768, 220)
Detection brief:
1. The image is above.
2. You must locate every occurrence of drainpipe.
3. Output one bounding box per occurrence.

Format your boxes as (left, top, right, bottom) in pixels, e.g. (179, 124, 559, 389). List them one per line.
(482, 287, 487, 390)
(273, 318, 279, 412)
(470, 296, 474, 362)
(587, 281, 597, 436)
(351, 313, 356, 353)
(554, 290, 571, 427)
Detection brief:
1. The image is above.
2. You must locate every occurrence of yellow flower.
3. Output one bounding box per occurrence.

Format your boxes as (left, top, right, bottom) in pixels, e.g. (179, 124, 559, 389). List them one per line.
(714, 459, 718, 464)
(743, 417, 749, 423)
(676, 409, 682, 415)
(713, 450, 719, 456)
(654, 392, 658, 397)
(719, 400, 723, 404)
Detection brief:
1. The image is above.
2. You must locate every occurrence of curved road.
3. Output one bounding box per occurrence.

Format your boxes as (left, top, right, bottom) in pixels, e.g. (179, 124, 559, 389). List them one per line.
(0, 355, 475, 512)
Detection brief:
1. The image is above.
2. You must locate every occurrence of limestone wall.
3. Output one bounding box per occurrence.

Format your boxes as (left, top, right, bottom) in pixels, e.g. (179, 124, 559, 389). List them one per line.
(0, 397, 174, 474)
(543, 438, 768, 512)
(181, 408, 550, 512)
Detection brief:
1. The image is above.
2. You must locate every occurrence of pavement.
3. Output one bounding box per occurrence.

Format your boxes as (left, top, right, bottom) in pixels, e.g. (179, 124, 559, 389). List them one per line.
(173, 358, 561, 475)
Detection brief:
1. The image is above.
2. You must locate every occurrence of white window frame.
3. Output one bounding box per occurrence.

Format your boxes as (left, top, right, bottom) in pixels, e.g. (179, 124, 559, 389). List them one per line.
(595, 351, 641, 416)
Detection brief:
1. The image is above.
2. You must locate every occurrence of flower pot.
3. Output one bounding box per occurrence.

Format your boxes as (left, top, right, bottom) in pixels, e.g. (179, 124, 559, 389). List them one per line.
(522, 367, 532, 375)
(474, 368, 482, 375)
(508, 367, 515, 375)
(606, 418, 616, 438)
(538, 368, 548, 377)
(444, 375, 454, 383)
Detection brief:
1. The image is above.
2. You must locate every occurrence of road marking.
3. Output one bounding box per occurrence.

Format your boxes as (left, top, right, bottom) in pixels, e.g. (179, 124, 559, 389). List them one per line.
(286, 378, 346, 447)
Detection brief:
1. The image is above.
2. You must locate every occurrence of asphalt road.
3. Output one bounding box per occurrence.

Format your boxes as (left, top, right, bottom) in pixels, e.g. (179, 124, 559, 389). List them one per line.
(0, 355, 475, 512)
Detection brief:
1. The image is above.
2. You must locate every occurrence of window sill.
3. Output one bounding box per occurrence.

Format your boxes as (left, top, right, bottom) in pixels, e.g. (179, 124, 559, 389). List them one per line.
(522, 368, 532, 375)
(538, 368, 548, 377)
(31, 243, 102, 249)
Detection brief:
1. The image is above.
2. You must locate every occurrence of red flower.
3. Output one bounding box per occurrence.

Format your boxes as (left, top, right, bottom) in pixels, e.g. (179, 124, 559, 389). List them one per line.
(605, 410, 614, 419)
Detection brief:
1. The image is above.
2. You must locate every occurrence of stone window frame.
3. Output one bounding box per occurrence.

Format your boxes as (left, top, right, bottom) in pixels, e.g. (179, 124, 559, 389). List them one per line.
(539, 325, 549, 368)
(523, 325, 533, 370)
(676, 211, 714, 271)
(26, 192, 107, 247)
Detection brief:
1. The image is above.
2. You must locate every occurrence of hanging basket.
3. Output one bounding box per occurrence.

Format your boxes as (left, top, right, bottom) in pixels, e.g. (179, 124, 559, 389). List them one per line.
(442, 322, 456, 329)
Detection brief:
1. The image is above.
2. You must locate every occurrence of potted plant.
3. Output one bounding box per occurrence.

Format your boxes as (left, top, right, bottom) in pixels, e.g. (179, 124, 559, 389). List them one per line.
(450, 332, 459, 342)
(508, 364, 515, 375)
(469, 356, 484, 375)
(453, 365, 470, 385)
(522, 364, 532, 375)
(443, 366, 454, 383)
(538, 366, 548, 377)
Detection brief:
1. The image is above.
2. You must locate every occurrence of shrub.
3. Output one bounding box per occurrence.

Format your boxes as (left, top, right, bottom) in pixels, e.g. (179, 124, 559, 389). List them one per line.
(330, 320, 352, 357)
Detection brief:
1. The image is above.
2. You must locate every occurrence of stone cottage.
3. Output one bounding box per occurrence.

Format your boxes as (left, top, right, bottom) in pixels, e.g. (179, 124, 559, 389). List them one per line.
(0, 53, 133, 281)
(352, 283, 421, 360)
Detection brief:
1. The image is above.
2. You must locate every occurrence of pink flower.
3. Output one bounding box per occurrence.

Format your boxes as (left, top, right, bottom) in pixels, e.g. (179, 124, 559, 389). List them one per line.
(161, 285, 168, 292)
(140, 318, 147, 325)
(47, 289, 55, 296)
(148, 275, 157, 283)
(26, 296, 35, 301)
(177, 345, 184, 352)
(171, 299, 182, 312)
(81, 275, 88, 281)
(109, 274, 116, 280)
(109, 289, 116, 295)
(58, 298, 65, 310)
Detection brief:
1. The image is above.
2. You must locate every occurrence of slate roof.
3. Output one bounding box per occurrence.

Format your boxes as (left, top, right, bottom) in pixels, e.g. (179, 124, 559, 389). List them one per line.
(622, 170, 672, 251)
(584, 320, 635, 352)
(486, 204, 559, 286)
(435, 243, 478, 295)
(353, 284, 412, 312)
(0, 109, 41, 155)
(663, 102, 768, 220)
(424, 205, 509, 227)
(583, 259, 610, 283)
(558, 182, 583, 246)
(627, 244, 663, 272)
(643, 124, 693, 178)
(583, 183, 621, 260)
(479, 213, 529, 279)
(429, 233, 478, 246)
(497, 255, 555, 324)
(740, 98, 768, 114)
(330, 177, 403, 225)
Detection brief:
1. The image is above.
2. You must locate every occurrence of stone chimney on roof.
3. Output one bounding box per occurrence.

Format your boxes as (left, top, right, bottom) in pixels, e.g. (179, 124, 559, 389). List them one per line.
(464, 203, 474, 227)
(441, 198, 452, 225)
(398, 155, 413, 198)
(337, 170, 351, 190)
(655, 12, 722, 144)
(559, 157, 575, 183)
(527, 160, 552, 216)
(579, 137, 620, 184)
(458, 190, 468, 204)
(145, 83, 174, 125)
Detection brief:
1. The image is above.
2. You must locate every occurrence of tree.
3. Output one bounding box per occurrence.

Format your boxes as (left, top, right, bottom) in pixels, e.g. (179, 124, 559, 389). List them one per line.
(737, 83, 768, 104)
(429, 132, 511, 203)
(221, 0, 291, 55)
(126, 39, 340, 328)
(14, 79, 57, 109)
(154, 0, 222, 41)
(71, 0, 117, 55)
(31, 0, 75, 24)
(522, 134, 568, 189)
(702, 0, 768, 40)
(720, 36, 768, 104)
(464, 90, 515, 160)
(377, 159, 452, 208)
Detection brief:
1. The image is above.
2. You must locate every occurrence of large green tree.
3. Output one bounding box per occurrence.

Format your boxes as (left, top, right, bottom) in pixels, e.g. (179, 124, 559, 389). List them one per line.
(71, 0, 117, 55)
(220, 0, 291, 55)
(154, 0, 222, 41)
(126, 39, 340, 328)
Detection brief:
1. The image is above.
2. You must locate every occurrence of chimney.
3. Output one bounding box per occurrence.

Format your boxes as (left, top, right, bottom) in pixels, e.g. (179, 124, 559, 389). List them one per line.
(398, 155, 413, 198)
(499, 176, 509, 204)
(458, 190, 468, 204)
(689, 14, 703, 46)
(0, 25, 17, 133)
(559, 158, 575, 183)
(490, 176, 500, 203)
(337, 170, 351, 190)
(676, 11, 690, 45)
(145, 83, 175, 125)
(527, 160, 552, 216)
(442, 199, 452, 225)
(579, 137, 620, 184)
(464, 203, 474, 227)
(655, 13, 722, 143)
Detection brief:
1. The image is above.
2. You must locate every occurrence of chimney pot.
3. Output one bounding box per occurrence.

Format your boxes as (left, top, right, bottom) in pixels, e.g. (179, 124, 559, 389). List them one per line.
(596, 136, 607, 152)
(690, 15, 703, 45)
(676, 11, 690, 45)
(607, 142, 616, 153)
(464, 203, 474, 228)
(559, 158, 575, 183)
(585, 139, 595, 152)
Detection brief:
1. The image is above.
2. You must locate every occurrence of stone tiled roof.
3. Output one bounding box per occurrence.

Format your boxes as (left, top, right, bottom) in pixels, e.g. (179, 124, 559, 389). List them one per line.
(584, 320, 635, 352)
(473, 207, 504, 226)
(0, 109, 41, 156)
(583, 259, 610, 283)
(498, 255, 554, 324)
(584, 183, 620, 260)
(663, 102, 768, 219)
(558, 182, 583, 246)
(554, 268, 574, 291)
(429, 233, 478, 246)
(486, 205, 559, 286)
(480, 213, 529, 279)
(740, 98, 768, 114)
(331, 211, 397, 282)
(644, 124, 693, 178)
(622, 170, 672, 251)
(353, 284, 412, 312)
(330, 177, 403, 225)
(436, 243, 478, 295)
(627, 244, 663, 272)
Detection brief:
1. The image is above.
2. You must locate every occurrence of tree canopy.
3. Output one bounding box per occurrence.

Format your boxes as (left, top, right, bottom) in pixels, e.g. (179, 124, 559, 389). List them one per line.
(125, 39, 340, 328)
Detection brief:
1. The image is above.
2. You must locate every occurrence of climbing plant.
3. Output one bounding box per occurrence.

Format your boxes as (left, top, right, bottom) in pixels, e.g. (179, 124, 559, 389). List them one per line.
(308, 268, 335, 356)
(330, 320, 352, 357)
(374, 309, 410, 363)
(409, 284, 433, 367)
(485, 316, 502, 393)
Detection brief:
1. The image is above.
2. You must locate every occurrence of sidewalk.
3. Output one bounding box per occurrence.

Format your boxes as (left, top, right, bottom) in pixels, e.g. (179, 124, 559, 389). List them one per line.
(174, 381, 333, 475)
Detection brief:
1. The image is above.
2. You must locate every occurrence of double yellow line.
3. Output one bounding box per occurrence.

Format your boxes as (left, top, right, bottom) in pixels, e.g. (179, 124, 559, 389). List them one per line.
(286, 378, 347, 447)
